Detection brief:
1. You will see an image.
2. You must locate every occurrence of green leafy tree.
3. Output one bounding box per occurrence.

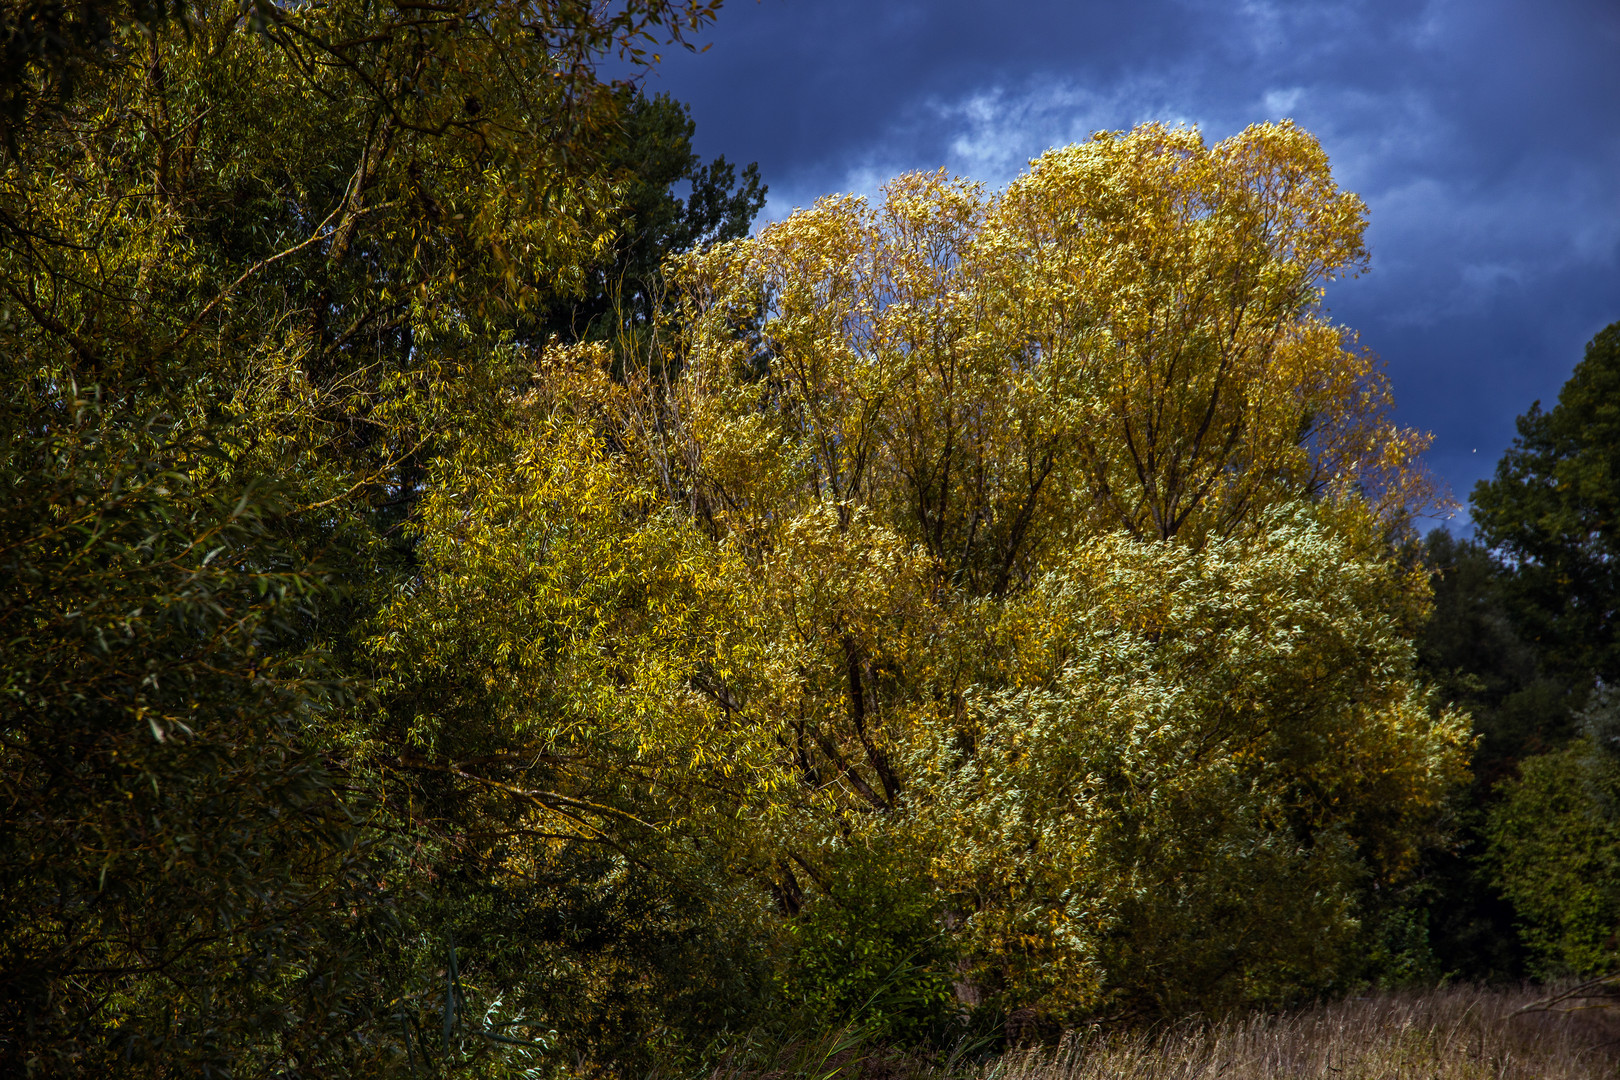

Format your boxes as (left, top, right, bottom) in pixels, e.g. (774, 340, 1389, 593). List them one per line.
(0, 388, 407, 1074)
(542, 91, 765, 342)
(1419, 529, 1571, 783)
(0, 0, 743, 1073)
(776, 835, 960, 1047)
(1487, 689, 1620, 977)
(1472, 321, 1620, 696)
(1409, 321, 1620, 985)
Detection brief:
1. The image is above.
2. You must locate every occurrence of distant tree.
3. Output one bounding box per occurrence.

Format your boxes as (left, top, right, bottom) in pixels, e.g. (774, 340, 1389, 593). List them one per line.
(1472, 321, 1620, 697)
(541, 92, 765, 342)
(1456, 321, 1620, 983)
(1383, 530, 1542, 985)
(1419, 530, 1572, 784)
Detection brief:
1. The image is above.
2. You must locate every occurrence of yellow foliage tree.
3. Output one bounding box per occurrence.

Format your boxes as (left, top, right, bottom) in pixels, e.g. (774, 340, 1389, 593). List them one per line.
(382, 122, 1468, 1032)
(670, 121, 1432, 567)
(642, 121, 1458, 1020)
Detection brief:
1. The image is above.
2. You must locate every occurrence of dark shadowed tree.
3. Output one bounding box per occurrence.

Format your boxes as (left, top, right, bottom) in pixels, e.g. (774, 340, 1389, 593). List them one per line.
(1472, 321, 1620, 698)
(1412, 320, 1620, 984)
(540, 91, 765, 343)
(1420, 529, 1575, 784)
(0, 0, 748, 1073)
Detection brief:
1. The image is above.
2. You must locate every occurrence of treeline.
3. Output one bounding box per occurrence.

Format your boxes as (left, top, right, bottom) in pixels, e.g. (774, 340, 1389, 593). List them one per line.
(0, 1, 1615, 1076)
(1412, 321, 1620, 984)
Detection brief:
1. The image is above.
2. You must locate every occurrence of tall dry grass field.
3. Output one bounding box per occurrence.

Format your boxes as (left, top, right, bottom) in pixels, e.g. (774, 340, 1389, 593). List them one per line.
(987, 986, 1620, 1080)
(713, 986, 1620, 1080)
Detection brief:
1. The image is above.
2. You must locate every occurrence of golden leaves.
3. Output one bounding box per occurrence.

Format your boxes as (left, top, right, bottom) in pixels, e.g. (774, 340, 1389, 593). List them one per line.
(364, 119, 1467, 1024)
(632, 124, 1462, 1016)
(672, 121, 1438, 562)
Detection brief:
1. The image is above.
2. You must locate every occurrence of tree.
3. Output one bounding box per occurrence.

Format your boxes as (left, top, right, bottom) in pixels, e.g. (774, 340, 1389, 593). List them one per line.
(409, 122, 1461, 1028)
(668, 124, 1431, 581)
(1487, 689, 1620, 978)
(649, 121, 1440, 830)
(0, 387, 409, 1074)
(1472, 320, 1620, 696)
(363, 360, 789, 1068)
(921, 514, 1467, 1017)
(0, 0, 744, 1072)
(540, 91, 765, 343)
(0, 0, 186, 151)
(1419, 530, 1571, 783)
(1408, 322, 1620, 985)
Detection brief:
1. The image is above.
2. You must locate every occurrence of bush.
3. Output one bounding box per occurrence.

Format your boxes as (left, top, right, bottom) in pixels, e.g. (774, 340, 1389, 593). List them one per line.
(777, 837, 963, 1047)
(1488, 689, 1620, 977)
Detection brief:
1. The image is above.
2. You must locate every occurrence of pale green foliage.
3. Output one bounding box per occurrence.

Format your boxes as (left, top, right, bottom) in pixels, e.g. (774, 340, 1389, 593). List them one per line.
(918, 512, 1469, 1016)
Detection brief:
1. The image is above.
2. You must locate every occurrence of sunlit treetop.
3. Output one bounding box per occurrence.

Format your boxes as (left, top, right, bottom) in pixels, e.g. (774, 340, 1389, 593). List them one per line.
(668, 121, 1437, 589)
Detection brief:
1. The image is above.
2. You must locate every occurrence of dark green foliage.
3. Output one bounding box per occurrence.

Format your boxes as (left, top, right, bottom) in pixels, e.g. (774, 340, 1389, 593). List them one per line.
(1405, 530, 1567, 983)
(777, 841, 961, 1047)
(1362, 905, 1445, 989)
(1419, 529, 1575, 783)
(1410, 320, 1620, 986)
(1378, 810, 1525, 985)
(0, 386, 408, 1075)
(411, 844, 777, 1075)
(0, 0, 190, 152)
(1486, 690, 1620, 977)
(1471, 320, 1620, 694)
(542, 90, 766, 343)
(1403, 534, 1560, 984)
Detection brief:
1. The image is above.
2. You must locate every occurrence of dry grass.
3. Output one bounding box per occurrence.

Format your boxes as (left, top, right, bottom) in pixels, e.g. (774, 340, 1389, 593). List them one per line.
(711, 986, 1620, 1080)
(987, 986, 1620, 1080)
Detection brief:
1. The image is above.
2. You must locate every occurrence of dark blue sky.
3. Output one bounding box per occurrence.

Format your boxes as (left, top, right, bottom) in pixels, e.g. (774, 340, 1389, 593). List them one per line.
(640, 0, 1620, 531)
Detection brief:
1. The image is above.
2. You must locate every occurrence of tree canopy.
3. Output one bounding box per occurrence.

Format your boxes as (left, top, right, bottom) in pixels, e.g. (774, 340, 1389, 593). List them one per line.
(1405, 320, 1620, 986)
(0, 7, 1485, 1065)
(0, 1, 766, 1073)
(369, 124, 1466, 1033)
(1472, 321, 1620, 693)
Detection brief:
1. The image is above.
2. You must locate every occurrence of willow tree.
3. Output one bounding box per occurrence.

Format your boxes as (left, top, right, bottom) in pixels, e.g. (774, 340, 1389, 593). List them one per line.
(0, 0, 739, 1073)
(627, 122, 1460, 1021)
(368, 122, 1464, 1037)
